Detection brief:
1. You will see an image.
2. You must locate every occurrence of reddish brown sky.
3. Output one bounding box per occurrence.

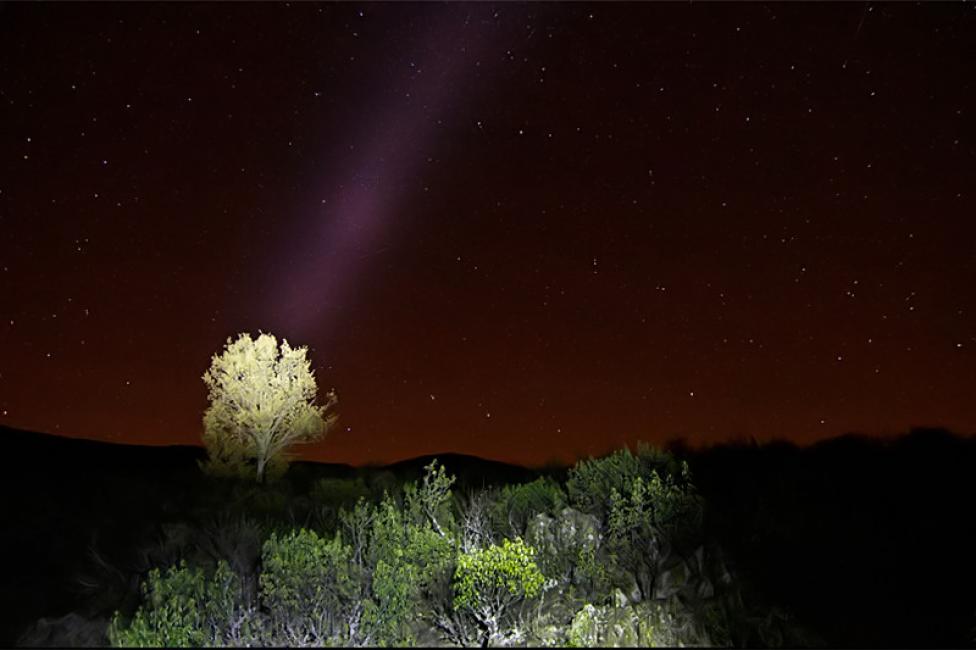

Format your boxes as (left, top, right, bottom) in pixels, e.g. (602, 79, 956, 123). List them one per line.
(2, 3, 974, 467)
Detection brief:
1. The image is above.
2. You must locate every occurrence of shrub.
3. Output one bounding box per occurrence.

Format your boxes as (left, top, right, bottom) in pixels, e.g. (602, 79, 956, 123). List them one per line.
(259, 528, 360, 644)
(108, 560, 252, 647)
(567, 448, 643, 519)
(360, 491, 456, 645)
(575, 543, 611, 595)
(490, 476, 567, 537)
(567, 444, 690, 522)
(453, 538, 546, 645)
(404, 460, 457, 536)
(606, 468, 703, 599)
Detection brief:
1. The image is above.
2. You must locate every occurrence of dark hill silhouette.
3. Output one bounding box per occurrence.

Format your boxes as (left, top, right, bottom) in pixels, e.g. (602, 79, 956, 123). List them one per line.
(377, 452, 542, 489)
(0, 427, 204, 646)
(686, 427, 976, 648)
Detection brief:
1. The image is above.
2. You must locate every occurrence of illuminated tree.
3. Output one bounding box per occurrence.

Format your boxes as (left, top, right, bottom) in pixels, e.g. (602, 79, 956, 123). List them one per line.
(201, 332, 338, 483)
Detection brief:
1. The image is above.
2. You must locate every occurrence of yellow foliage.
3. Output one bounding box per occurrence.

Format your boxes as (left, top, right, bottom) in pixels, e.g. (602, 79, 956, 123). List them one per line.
(201, 332, 338, 482)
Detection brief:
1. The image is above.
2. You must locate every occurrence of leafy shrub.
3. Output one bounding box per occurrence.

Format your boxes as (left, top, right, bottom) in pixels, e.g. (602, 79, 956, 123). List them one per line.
(567, 448, 644, 519)
(453, 537, 546, 645)
(338, 496, 374, 567)
(361, 489, 456, 645)
(360, 495, 419, 646)
(259, 528, 360, 644)
(310, 477, 370, 532)
(575, 543, 611, 595)
(607, 467, 702, 550)
(606, 468, 703, 599)
(490, 476, 567, 537)
(108, 560, 253, 647)
(404, 460, 457, 536)
(567, 444, 689, 522)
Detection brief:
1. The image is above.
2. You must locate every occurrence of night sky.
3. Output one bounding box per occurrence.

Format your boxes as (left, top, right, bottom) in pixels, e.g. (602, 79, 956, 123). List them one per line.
(2, 3, 975, 467)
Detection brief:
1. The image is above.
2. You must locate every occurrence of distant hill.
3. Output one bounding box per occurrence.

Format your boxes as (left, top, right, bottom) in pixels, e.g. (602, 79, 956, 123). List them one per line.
(2, 425, 206, 472)
(373, 452, 545, 489)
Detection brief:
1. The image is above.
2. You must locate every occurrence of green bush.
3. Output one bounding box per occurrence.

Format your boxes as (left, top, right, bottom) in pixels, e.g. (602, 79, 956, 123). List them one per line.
(567, 448, 644, 520)
(567, 444, 689, 522)
(361, 495, 418, 646)
(360, 490, 456, 645)
(108, 560, 251, 647)
(404, 460, 457, 536)
(607, 468, 702, 550)
(606, 468, 703, 599)
(490, 476, 567, 537)
(453, 537, 546, 645)
(575, 543, 611, 595)
(260, 528, 360, 644)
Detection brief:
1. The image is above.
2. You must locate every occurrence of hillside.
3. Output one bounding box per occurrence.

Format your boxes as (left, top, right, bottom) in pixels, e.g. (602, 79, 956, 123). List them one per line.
(4, 426, 976, 647)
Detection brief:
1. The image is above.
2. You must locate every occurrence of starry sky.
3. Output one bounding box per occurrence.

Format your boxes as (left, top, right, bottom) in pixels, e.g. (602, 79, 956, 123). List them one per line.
(2, 3, 975, 467)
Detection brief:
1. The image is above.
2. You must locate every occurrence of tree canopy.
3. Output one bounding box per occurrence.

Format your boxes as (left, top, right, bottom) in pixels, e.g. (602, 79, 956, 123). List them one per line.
(201, 332, 338, 483)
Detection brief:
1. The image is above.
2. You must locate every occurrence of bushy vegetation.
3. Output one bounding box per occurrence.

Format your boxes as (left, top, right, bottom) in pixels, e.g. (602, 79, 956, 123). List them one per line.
(18, 426, 976, 648)
(104, 446, 803, 647)
(108, 560, 254, 647)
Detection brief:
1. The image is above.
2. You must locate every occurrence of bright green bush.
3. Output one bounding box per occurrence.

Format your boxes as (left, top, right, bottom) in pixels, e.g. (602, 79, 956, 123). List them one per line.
(453, 537, 545, 644)
(360, 495, 419, 646)
(361, 558, 417, 646)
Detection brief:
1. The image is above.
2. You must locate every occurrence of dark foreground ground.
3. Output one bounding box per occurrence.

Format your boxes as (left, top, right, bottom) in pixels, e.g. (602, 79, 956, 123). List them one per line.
(1, 425, 974, 647)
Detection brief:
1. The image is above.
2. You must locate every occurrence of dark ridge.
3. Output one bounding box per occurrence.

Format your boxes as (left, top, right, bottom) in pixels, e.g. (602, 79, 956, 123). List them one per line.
(373, 452, 543, 490)
(0, 427, 207, 647)
(685, 426, 976, 648)
(2, 425, 207, 470)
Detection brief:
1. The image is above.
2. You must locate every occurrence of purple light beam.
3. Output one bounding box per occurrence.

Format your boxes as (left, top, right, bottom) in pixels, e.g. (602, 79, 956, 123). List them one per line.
(266, 8, 510, 341)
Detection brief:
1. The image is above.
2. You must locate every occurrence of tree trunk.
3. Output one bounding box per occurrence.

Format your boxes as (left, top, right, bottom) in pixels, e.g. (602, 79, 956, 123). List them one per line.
(256, 456, 266, 484)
